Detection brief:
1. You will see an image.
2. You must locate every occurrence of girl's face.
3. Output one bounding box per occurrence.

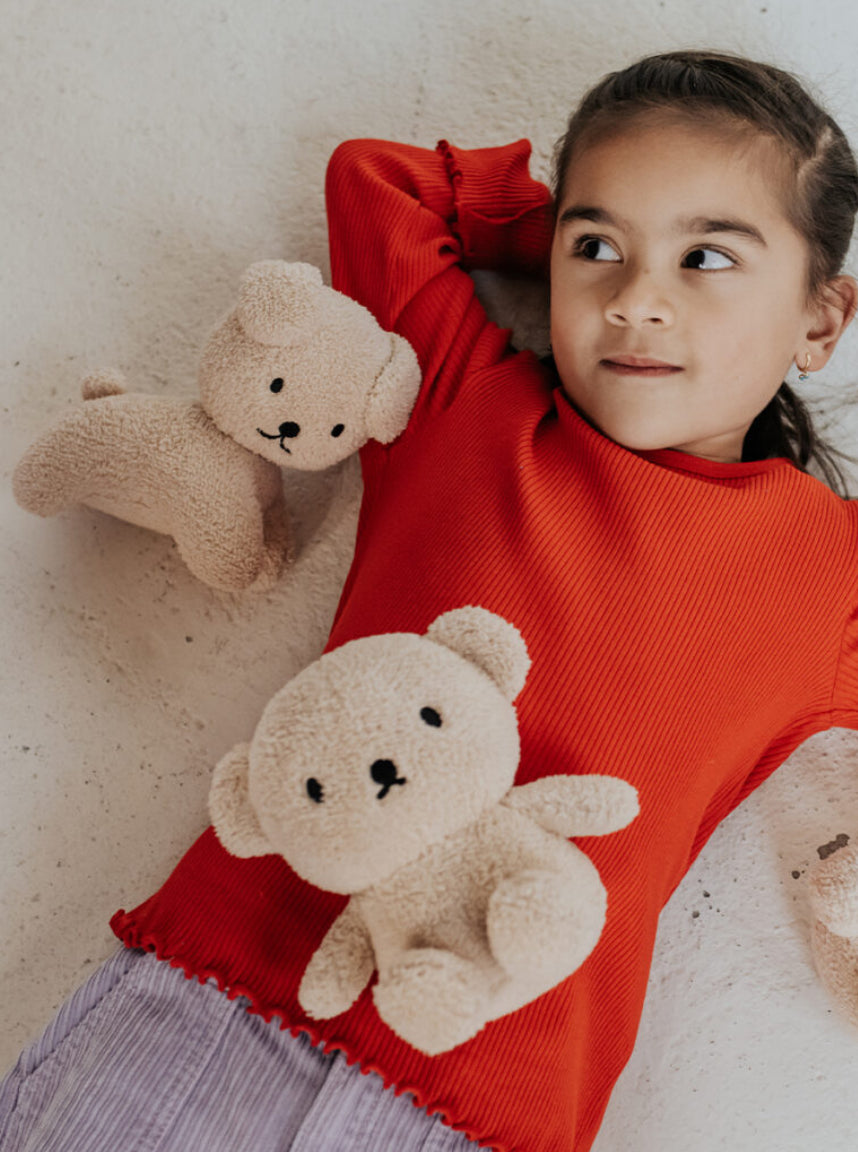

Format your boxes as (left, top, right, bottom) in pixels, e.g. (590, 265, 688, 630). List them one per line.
(550, 118, 852, 462)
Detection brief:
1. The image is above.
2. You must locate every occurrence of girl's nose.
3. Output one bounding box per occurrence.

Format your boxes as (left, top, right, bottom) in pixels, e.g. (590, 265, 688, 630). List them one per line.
(605, 268, 674, 327)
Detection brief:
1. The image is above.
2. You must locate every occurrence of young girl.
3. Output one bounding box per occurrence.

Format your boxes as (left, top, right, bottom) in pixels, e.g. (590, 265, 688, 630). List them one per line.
(3, 48, 858, 1152)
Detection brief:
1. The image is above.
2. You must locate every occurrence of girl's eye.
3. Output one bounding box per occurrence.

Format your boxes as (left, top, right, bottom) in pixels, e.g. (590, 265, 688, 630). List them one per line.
(574, 236, 621, 263)
(683, 247, 735, 271)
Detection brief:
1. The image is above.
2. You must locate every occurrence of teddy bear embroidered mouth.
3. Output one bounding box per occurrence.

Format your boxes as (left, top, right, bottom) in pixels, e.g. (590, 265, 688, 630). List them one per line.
(257, 424, 299, 453)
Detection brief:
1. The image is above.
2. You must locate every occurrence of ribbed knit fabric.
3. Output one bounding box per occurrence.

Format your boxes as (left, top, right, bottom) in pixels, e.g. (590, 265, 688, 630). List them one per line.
(112, 138, 858, 1152)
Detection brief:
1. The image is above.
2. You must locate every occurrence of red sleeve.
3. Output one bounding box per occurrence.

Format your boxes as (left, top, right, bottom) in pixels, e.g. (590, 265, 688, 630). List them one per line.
(325, 138, 553, 387)
(831, 598, 858, 727)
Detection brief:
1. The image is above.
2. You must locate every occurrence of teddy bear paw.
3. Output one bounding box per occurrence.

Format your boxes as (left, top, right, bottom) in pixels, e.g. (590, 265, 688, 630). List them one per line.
(811, 919, 858, 1028)
(809, 845, 858, 937)
(373, 948, 489, 1055)
(487, 869, 605, 984)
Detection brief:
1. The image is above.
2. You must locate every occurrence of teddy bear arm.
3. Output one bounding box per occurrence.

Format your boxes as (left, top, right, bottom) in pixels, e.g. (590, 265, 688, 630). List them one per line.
(501, 776, 639, 838)
(298, 903, 376, 1020)
(253, 483, 292, 588)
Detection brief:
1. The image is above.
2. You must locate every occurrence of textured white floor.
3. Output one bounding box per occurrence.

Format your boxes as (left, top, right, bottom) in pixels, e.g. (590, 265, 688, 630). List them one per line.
(4, 2, 858, 1148)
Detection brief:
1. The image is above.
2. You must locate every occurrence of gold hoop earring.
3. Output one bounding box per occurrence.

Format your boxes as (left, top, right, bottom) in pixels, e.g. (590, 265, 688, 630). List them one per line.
(798, 352, 812, 381)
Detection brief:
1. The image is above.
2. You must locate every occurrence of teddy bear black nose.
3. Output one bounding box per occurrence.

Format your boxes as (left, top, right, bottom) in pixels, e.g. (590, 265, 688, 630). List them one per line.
(370, 758, 406, 799)
(279, 422, 300, 439)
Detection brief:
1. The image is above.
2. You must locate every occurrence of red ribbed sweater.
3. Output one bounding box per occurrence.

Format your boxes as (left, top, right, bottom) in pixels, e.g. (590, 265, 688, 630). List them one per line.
(112, 139, 858, 1152)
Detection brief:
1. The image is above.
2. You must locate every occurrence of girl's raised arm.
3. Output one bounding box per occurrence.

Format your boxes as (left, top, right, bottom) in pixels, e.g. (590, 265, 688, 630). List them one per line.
(325, 138, 553, 379)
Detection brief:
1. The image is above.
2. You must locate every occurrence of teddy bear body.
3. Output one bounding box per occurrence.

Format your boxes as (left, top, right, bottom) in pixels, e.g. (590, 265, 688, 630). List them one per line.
(209, 605, 639, 1055)
(13, 261, 420, 590)
(346, 798, 608, 1052)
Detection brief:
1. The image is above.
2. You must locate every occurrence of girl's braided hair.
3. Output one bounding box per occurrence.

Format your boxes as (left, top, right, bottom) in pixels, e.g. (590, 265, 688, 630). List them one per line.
(551, 50, 858, 494)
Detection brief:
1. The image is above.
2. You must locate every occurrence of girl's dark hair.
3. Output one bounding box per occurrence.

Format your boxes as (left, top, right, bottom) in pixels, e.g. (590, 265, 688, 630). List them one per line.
(552, 49, 858, 494)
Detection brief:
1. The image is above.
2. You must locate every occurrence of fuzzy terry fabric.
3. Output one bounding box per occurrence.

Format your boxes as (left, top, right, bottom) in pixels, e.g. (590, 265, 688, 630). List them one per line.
(207, 609, 638, 1056)
(12, 260, 420, 592)
(12, 390, 290, 591)
(112, 138, 858, 1152)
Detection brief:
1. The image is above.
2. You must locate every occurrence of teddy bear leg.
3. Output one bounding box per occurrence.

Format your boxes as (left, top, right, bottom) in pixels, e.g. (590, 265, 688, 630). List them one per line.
(373, 948, 489, 1056)
(487, 868, 607, 985)
(12, 421, 104, 517)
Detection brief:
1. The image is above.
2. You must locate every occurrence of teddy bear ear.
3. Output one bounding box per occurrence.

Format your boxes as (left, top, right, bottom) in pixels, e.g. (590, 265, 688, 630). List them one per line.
(363, 333, 422, 443)
(209, 742, 273, 858)
(236, 261, 324, 347)
(425, 606, 530, 701)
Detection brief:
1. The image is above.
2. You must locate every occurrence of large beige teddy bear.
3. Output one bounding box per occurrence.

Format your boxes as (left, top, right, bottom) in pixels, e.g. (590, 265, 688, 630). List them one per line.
(209, 604, 639, 1055)
(808, 843, 858, 1027)
(12, 261, 420, 590)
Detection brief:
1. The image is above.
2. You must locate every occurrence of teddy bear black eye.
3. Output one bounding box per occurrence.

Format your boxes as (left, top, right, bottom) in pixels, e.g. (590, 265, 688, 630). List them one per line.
(270, 378, 284, 394)
(306, 777, 324, 803)
(331, 424, 345, 438)
(420, 706, 442, 728)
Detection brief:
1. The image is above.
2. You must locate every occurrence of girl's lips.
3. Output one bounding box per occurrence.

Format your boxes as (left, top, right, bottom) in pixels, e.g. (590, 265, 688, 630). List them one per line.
(601, 357, 683, 376)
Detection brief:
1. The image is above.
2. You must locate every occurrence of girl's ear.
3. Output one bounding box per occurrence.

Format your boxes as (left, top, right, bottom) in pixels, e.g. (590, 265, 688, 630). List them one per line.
(803, 274, 858, 370)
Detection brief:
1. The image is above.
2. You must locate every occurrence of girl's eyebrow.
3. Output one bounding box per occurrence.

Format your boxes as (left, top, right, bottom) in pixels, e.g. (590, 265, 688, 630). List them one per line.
(556, 205, 621, 228)
(557, 204, 768, 247)
(680, 214, 768, 247)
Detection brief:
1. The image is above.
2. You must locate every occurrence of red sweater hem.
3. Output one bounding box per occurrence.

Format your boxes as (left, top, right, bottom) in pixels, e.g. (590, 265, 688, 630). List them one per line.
(110, 908, 504, 1150)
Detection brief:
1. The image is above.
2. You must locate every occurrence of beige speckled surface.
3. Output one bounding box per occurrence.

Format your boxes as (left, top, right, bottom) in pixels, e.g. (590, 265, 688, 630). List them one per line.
(3, 2, 858, 1148)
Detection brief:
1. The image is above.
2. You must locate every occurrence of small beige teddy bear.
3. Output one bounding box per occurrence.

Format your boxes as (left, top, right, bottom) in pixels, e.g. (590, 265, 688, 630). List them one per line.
(808, 843, 858, 1027)
(209, 604, 639, 1055)
(12, 261, 420, 590)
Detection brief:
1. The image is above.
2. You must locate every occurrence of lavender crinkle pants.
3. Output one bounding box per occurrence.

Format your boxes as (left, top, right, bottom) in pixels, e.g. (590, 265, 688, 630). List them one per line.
(0, 948, 478, 1152)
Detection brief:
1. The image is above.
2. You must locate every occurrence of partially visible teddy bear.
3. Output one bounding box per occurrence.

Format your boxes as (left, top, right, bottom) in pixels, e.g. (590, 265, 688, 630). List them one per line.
(12, 261, 420, 590)
(209, 604, 639, 1055)
(808, 843, 858, 1027)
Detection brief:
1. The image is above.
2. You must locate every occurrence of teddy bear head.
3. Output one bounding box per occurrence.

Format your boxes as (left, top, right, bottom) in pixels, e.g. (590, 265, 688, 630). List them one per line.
(209, 606, 530, 893)
(197, 261, 421, 471)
